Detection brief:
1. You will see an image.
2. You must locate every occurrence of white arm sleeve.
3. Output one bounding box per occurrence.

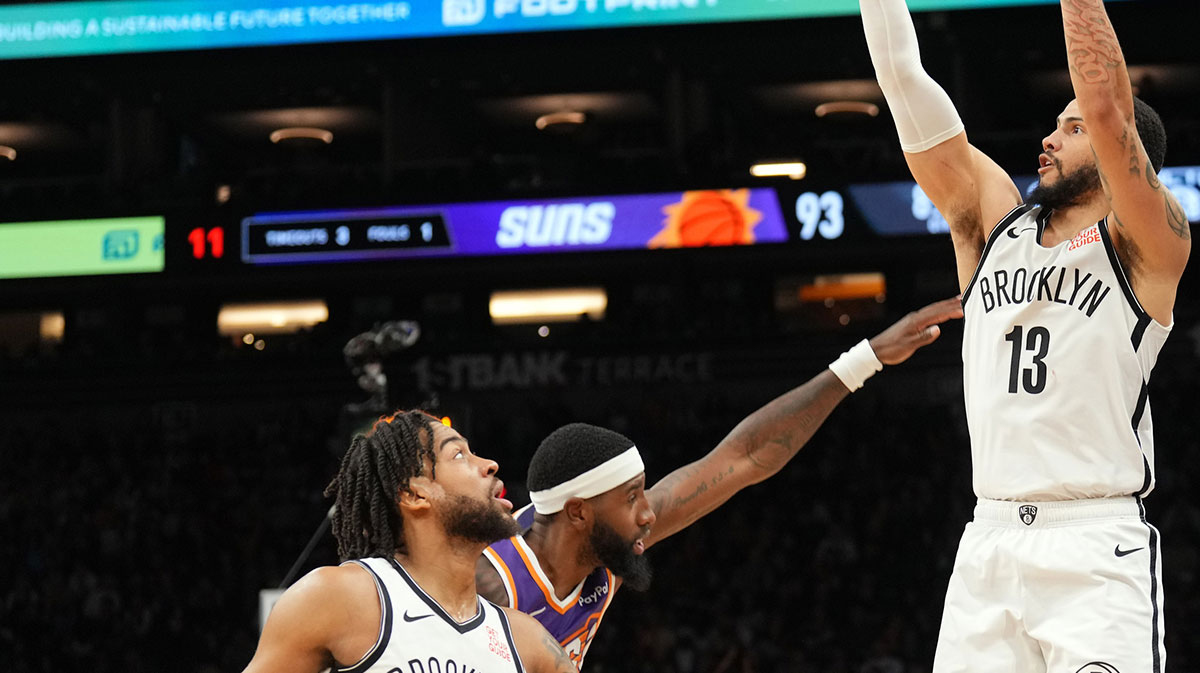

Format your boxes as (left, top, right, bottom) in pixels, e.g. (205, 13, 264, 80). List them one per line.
(860, 0, 964, 153)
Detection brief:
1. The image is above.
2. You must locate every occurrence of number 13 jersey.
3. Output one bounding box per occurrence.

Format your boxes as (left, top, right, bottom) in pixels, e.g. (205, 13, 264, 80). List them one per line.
(961, 204, 1172, 502)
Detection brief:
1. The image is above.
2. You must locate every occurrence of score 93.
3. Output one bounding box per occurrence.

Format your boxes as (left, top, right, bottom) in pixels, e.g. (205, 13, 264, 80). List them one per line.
(795, 191, 845, 240)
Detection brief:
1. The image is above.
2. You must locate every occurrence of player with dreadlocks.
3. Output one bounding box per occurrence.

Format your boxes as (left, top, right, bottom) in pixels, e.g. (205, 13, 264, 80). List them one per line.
(242, 410, 581, 673)
(476, 297, 965, 668)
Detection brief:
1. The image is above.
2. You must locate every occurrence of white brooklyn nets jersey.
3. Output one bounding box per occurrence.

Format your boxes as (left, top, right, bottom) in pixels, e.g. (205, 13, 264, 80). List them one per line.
(333, 556, 526, 673)
(961, 204, 1171, 501)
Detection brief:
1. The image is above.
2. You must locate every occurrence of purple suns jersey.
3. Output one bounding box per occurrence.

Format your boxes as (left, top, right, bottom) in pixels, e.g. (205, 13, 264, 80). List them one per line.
(482, 504, 616, 670)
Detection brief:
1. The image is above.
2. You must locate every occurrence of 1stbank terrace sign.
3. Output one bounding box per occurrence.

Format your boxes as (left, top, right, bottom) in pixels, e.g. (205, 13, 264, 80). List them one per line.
(0, 0, 1115, 60)
(412, 350, 716, 392)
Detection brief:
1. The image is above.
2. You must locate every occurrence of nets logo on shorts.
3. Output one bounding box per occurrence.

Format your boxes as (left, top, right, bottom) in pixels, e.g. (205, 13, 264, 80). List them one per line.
(1019, 505, 1038, 526)
(1076, 663, 1120, 673)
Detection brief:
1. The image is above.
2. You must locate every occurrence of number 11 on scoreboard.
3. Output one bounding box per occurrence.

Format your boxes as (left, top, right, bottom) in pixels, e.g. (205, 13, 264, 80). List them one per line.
(188, 227, 225, 260)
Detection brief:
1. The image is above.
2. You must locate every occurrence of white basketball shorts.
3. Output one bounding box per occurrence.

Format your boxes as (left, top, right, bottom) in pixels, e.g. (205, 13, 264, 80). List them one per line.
(932, 497, 1165, 673)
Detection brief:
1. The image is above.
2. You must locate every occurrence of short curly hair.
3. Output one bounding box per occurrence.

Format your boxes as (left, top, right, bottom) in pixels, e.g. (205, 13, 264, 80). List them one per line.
(527, 423, 637, 492)
(1133, 96, 1167, 174)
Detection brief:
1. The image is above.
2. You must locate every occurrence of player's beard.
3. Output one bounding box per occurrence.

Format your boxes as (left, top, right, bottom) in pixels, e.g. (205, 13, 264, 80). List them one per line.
(439, 493, 520, 544)
(1028, 159, 1103, 211)
(587, 519, 653, 591)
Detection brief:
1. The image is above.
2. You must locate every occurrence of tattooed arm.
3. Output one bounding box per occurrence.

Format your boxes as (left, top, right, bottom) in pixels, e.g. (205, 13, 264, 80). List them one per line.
(641, 297, 963, 550)
(1060, 0, 1189, 323)
(504, 608, 579, 673)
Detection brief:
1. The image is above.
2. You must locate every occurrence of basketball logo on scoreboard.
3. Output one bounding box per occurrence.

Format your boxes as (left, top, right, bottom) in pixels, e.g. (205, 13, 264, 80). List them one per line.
(649, 190, 763, 248)
(444, 0, 486, 26)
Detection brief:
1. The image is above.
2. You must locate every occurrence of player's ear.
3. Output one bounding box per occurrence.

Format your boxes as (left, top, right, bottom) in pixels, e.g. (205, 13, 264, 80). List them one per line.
(563, 497, 591, 530)
(398, 477, 436, 514)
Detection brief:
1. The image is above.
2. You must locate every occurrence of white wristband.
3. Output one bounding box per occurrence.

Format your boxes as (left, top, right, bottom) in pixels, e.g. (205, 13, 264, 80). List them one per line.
(828, 339, 883, 392)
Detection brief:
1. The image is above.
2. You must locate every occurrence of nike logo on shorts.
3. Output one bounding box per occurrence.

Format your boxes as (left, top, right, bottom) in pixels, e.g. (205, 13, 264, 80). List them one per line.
(1114, 545, 1145, 557)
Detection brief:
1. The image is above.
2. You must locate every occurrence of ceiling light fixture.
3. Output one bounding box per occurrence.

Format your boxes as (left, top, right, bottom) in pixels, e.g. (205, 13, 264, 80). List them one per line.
(798, 272, 887, 302)
(0, 145, 16, 160)
(750, 161, 807, 180)
(217, 300, 329, 335)
(40, 312, 65, 341)
(535, 111, 587, 131)
(268, 127, 334, 144)
(490, 288, 607, 325)
(814, 101, 880, 118)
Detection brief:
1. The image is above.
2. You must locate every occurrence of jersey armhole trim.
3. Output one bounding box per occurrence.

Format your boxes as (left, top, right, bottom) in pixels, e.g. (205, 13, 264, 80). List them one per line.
(1132, 382, 1154, 499)
(482, 545, 518, 610)
(962, 203, 1033, 308)
(334, 560, 393, 673)
(1096, 218, 1153, 327)
(494, 605, 527, 673)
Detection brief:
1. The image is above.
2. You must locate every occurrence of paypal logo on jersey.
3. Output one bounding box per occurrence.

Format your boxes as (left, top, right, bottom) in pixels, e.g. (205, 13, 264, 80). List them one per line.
(577, 582, 609, 606)
(496, 202, 615, 249)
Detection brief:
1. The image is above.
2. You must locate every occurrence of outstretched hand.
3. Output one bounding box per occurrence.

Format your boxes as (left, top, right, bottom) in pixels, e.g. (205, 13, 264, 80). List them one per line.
(868, 296, 963, 366)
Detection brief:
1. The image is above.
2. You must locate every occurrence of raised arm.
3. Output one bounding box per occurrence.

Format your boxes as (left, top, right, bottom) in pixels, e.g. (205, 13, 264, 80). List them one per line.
(641, 297, 963, 550)
(1060, 0, 1189, 322)
(860, 0, 1021, 289)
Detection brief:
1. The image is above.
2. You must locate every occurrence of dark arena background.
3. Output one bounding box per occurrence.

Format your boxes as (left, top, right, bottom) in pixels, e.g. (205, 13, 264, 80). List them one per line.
(2, 0, 1199, 670)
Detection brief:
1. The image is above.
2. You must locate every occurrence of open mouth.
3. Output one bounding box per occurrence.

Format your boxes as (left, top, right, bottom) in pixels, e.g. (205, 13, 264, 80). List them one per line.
(492, 482, 512, 511)
(632, 527, 651, 554)
(1038, 153, 1056, 174)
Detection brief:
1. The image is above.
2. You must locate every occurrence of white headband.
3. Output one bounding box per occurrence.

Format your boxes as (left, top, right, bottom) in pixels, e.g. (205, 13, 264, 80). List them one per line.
(529, 446, 645, 514)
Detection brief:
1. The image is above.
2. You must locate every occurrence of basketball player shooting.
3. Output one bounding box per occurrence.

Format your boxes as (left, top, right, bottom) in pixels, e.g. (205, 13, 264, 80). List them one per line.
(242, 412, 578, 673)
(859, 0, 1189, 670)
(476, 296, 965, 668)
